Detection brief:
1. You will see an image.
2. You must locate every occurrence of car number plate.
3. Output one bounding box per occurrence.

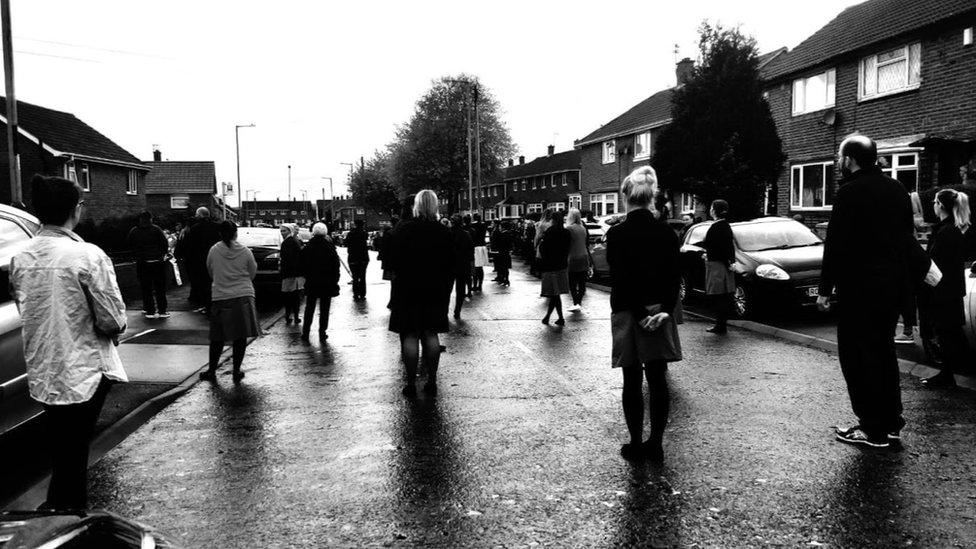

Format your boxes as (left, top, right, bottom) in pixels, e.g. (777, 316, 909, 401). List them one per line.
(806, 287, 819, 297)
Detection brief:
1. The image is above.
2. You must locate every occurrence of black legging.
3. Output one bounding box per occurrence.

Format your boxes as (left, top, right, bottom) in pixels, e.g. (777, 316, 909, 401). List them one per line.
(303, 294, 332, 336)
(453, 275, 466, 317)
(208, 338, 247, 375)
(282, 290, 301, 320)
(569, 270, 587, 306)
(472, 266, 484, 291)
(711, 293, 733, 327)
(621, 360, 670, 447)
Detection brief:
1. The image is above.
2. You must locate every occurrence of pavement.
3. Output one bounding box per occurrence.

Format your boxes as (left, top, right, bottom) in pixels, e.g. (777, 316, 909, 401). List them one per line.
(32, 254, 975, 547)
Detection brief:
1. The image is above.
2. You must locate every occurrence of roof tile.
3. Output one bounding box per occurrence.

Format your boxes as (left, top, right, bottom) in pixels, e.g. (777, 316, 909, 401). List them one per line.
(144, 161, 216, 194)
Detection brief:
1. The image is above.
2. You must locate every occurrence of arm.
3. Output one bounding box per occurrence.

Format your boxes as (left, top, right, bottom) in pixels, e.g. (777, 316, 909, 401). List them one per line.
(818, 190, 851, 298)
(246, 248, 257, 280)
(82, 250, 127, 338)
(155, 228, 169, 258)
(206, 246, 216, 278)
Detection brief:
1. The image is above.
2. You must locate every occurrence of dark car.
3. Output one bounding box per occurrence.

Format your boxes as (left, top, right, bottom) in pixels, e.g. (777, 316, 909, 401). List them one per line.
(236, 227, 283, 293)
(0, 204, 42, 437)
(589, 216, 691, 279)
(0, 510, 182, 548)
(681, 217, 826, 318)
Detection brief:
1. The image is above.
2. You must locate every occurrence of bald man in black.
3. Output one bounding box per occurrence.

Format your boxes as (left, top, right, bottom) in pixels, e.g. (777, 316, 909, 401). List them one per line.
(818, 135, 932, 448)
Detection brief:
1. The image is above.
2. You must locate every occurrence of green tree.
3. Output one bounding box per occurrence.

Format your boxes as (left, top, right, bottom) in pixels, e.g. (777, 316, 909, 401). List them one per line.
(348, 151, 400, 216)
(653, 23, 784, 220)
(389, 75, 516, 209)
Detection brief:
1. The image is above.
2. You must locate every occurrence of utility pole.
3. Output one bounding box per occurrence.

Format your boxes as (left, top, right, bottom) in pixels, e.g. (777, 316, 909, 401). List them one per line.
(287, 164, 292, 201)
(473, 83, 482, 218)
(235, 123, 255, 224)
(2, 0, 21, 205)
(466, 89, 473, 214)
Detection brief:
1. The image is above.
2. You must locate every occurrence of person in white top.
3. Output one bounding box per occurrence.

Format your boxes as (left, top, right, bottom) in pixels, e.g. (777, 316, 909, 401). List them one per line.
(9, 175, 128, 510)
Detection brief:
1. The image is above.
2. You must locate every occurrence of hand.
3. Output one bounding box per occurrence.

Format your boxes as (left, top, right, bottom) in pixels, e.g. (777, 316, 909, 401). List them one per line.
(816, 296, 831, 312)
(639, 312, 670, 332)
(924, 261, 943, 287)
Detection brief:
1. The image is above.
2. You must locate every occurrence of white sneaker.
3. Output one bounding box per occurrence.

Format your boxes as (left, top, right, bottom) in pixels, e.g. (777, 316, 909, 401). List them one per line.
(567, 305, 580, 312)
(157, 312, 171, 318)
(143, 312, 158, 319)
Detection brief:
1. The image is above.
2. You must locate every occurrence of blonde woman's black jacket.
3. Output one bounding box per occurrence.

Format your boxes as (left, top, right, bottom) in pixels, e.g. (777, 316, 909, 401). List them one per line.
(606, 208, 681, 320)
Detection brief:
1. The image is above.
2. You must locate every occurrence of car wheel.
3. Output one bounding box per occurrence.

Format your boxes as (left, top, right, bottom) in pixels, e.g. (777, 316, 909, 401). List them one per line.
(732, 283, 751, 319)
(679, 276, 688, 302)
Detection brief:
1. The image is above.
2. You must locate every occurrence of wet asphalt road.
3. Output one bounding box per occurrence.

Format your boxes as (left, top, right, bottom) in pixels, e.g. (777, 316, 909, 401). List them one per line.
(86, 254, 976, 547)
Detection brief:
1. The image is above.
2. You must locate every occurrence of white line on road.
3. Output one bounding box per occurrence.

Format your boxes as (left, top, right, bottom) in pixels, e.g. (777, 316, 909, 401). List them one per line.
(120, 329, 155, 344)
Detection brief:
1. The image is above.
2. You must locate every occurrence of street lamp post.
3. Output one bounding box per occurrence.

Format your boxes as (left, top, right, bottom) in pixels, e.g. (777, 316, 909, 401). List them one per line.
(299, 189, 309, 223)
(235, 123, 255, 225)
(321, 176, 333, 224)
(340, 162, 354, 229)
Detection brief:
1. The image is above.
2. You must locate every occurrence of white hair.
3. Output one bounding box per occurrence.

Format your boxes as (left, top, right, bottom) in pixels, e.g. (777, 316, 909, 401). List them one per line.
(413, 189, 440, 220)
(312, 222, 329, 237)
(620, 166, 658, 207)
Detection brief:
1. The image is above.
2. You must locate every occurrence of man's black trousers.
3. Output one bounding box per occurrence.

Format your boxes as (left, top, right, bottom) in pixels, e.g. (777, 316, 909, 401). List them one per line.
(350, 261, 368, 298)
(137, 260, 168, 314)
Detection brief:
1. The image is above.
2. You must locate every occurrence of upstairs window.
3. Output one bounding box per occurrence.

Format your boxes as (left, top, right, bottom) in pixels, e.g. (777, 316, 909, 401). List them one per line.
(126, 170, 138, 195)
(792, 69, 835, 115)
(560, 173, 568, 187)
(859, 43, 921, 100)
(521, 180, 527, 191)
(602, 140, 616, 164)
(634, 132, 651, 159)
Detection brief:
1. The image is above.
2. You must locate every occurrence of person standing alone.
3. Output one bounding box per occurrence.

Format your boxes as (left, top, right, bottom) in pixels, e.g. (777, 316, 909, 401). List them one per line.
(301, 223, 341, 341)
(10, 175, 129, 509)
(279, 224, 304, 325)
(127, 210, 170, 319)
(818, 135, 936, 448)
(702, 199, 735, 334)
(346, 218, 370, 301)
(538, 210, 571, 326)
(450, 215, 474, 319)
(566, 208, 593, 312)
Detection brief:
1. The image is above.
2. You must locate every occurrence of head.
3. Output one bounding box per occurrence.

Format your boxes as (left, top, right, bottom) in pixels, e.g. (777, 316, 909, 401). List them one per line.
(441, 217, 452, 227)
(709, 199, 729, 220)
(550, 210, 565, 227)
(934, 189, 972, 232)
(30, 175, 83, 229)
(354, 218, 365, 229)
(279, 224, 295, 239)
(472, 213, 481, 223)
(837, 134, 878, 177)
(195, 207, 211, 219)
(567, 208, 582, 226)
(312, 222, 329, 237)
(462, 214, 472, 226)
(412, 189, 439, 221)
(138, 210, 153, 227)
(681, 214, 693, 226)
(620, 166, 659, 212)
(218, 220, 237, 246)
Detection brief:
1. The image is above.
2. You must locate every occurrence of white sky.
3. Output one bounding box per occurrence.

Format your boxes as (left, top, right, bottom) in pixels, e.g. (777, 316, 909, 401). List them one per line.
(4, 0, 862, 206)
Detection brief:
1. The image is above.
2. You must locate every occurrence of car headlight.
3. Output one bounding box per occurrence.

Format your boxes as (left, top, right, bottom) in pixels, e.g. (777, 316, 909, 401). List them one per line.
(756, 264, 789, 280)
(265, 252, 280, 260)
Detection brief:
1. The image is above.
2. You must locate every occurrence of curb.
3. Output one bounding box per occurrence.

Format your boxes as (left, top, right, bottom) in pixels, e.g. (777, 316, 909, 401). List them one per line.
(585, 279, 975, 392)
(7, 310, 286, 510)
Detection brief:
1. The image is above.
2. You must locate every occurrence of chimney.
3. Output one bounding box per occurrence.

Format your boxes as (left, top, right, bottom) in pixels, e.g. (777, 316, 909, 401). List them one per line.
(547, 145, 555, 156)
(508, 158, 514, 167)
(152, 148, 162, 162)
(518, 155, 525, 165)
(676, 57, 694, 86)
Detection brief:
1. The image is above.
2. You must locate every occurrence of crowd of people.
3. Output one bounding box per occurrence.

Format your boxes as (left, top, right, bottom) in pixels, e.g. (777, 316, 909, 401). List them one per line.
(6, 132, 975, 511)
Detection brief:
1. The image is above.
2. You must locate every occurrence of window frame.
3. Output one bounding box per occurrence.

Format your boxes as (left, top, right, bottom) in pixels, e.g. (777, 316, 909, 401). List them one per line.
(633, 132, 652, 160)
(678, 192, 695, 215)
(858, 42, 921, 101)
(126, 170, 138, 195)
(791, 69, 836, 116)
(589, 192, 618, 217)
(170, 194, 190, 209)
(879, 150, 920, 193)
(568, 194, 582, 211)
(790, 160, 835, 211)
(602, 140, 616, 164)
(527, 203, 543, 214)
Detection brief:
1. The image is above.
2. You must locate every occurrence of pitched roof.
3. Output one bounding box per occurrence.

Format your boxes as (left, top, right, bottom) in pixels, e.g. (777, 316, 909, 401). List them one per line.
(762, 0, 976, 81)
(504, 149, 581, 180)
(757, 47, 787, 69)
(575, 88, 674, 148)
(144, 161, 216, 194)
(0, 96, 145, 168)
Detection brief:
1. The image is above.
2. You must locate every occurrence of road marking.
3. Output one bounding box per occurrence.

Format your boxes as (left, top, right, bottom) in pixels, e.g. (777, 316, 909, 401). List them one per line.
(120, 329, 155, 344)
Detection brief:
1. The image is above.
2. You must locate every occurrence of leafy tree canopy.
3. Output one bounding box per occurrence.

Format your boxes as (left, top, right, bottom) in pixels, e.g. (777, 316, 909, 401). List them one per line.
(654, 23, 785, 220)
(348, 151, 400, 216)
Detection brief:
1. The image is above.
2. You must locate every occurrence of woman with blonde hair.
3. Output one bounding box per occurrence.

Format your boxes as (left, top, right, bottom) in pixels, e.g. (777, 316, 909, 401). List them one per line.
(566, 208, 593, 312)
(606, 166, 681, 461)
(919, 189, 971, 388)
(387, 189, 455, 396)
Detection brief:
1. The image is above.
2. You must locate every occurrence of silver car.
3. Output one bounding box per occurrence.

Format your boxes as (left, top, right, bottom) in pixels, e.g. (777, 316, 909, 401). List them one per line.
(0, 204, 42, 436)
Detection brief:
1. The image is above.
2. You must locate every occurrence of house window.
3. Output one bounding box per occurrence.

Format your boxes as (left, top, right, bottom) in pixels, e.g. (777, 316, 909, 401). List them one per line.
(521, 180, 527, 191)
(634, 132, 651, 160)
(590, 193, 618, 217)
(880, 152, 919, 193)
(858, 43, 921, 100)
(561, 174, 568, 187)
(790, 161, 835, 210)
(170, 194, 190, 209)
(678, 193, 695, 214)
(602, 140, 616, 164)
(532, 179, 538, 190)
(568, 194, 582, 211)
(527, 203, 543, 214)
(126, 170, 138, 195)
(492, 187, 498, 197)
(548, 202, 566, 212)
(792, 69, 836, 115)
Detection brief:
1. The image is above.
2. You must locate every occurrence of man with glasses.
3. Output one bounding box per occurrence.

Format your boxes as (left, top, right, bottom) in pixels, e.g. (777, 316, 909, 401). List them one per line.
(9, 175, 128, 509)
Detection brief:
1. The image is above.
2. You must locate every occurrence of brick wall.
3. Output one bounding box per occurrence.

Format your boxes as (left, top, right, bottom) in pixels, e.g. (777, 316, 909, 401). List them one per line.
(767, 19, 976, 225)
(579, 131, 655, 211)
(80, 163, 147, 223)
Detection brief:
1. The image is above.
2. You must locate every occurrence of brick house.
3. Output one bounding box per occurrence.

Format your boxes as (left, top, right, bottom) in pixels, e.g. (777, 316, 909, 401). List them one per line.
(498, 146, 581, 218)
(144, 150, 232, 222)
(313, 197, 393, 231)
(242, 199, 315, 227)
(0, 97, 148, 223)
(761, 0, 976, 225)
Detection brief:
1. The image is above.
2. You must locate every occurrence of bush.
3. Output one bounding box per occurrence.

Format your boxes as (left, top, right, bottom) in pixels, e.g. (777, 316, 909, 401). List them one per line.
(74, 214, 141, 260)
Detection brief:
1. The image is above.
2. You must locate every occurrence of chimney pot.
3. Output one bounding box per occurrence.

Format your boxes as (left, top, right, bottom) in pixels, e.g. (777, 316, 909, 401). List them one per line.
(152, 148, 162, 162)
(676, 57, 695, 86)
(547, 145, 555, 156)
(518, 155, 525, 165)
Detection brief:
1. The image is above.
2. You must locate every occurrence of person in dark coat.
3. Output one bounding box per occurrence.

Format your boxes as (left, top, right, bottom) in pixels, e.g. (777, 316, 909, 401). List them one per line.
(346, 219, 370, 301)
(491, 222, 513, 286)
(538, 211, 571, 326)
(607, 166, 681, 462)
(279, 224, 304, 325)
(127, 210, 170, 318)
(387, 190, 455, 397)
(918, 189, 972, 388)
(175, 207, 221, 309)
(818, 135, 935, 448)
(450, 215, 474, 319)
(702, 199, 735, 334)
(300, 222, 341, 341)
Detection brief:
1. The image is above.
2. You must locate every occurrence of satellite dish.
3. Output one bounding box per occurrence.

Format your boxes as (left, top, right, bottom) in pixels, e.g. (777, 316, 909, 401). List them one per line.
(820, 109, 837, 126)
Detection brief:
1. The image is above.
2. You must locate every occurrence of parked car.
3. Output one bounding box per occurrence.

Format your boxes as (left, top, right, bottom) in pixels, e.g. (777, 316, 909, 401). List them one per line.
(0, 510, 182, 548)
(965, 265, 976, 351)
(588, 215, 696, 278)
(681, 217, 826, 318)
(236, 227, 283, 293)
(0, 204, 41, 437)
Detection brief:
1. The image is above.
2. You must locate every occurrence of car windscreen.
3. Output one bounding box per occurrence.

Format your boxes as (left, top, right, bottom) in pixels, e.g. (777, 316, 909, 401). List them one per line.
(237, 229, 282, 248)
(733, 221, 822, 252)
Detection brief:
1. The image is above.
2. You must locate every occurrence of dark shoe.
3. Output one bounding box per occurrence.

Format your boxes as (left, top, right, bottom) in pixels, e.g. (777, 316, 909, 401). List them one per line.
(453, 311, 461, 320)
(423, 381, 438, 396)
(300, 333, 311, 342)
(641, 440, 664, 462)
(835, 427, 889, 448)
(706, 325, 727, 334)
(293, 316, 301, 325)
(285, 317, 292, 325)
(438, 345, 447, 352)
(542, 317, 550, 325)
(921, 372, 956, 388)
(620, 442, 645, 461)
(319, 331, 328, 340)
(232, 371, 245, 383)
(199, 370, 217, 382)
(554, 318, 565, 326)
(402, 384, 417, 398)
